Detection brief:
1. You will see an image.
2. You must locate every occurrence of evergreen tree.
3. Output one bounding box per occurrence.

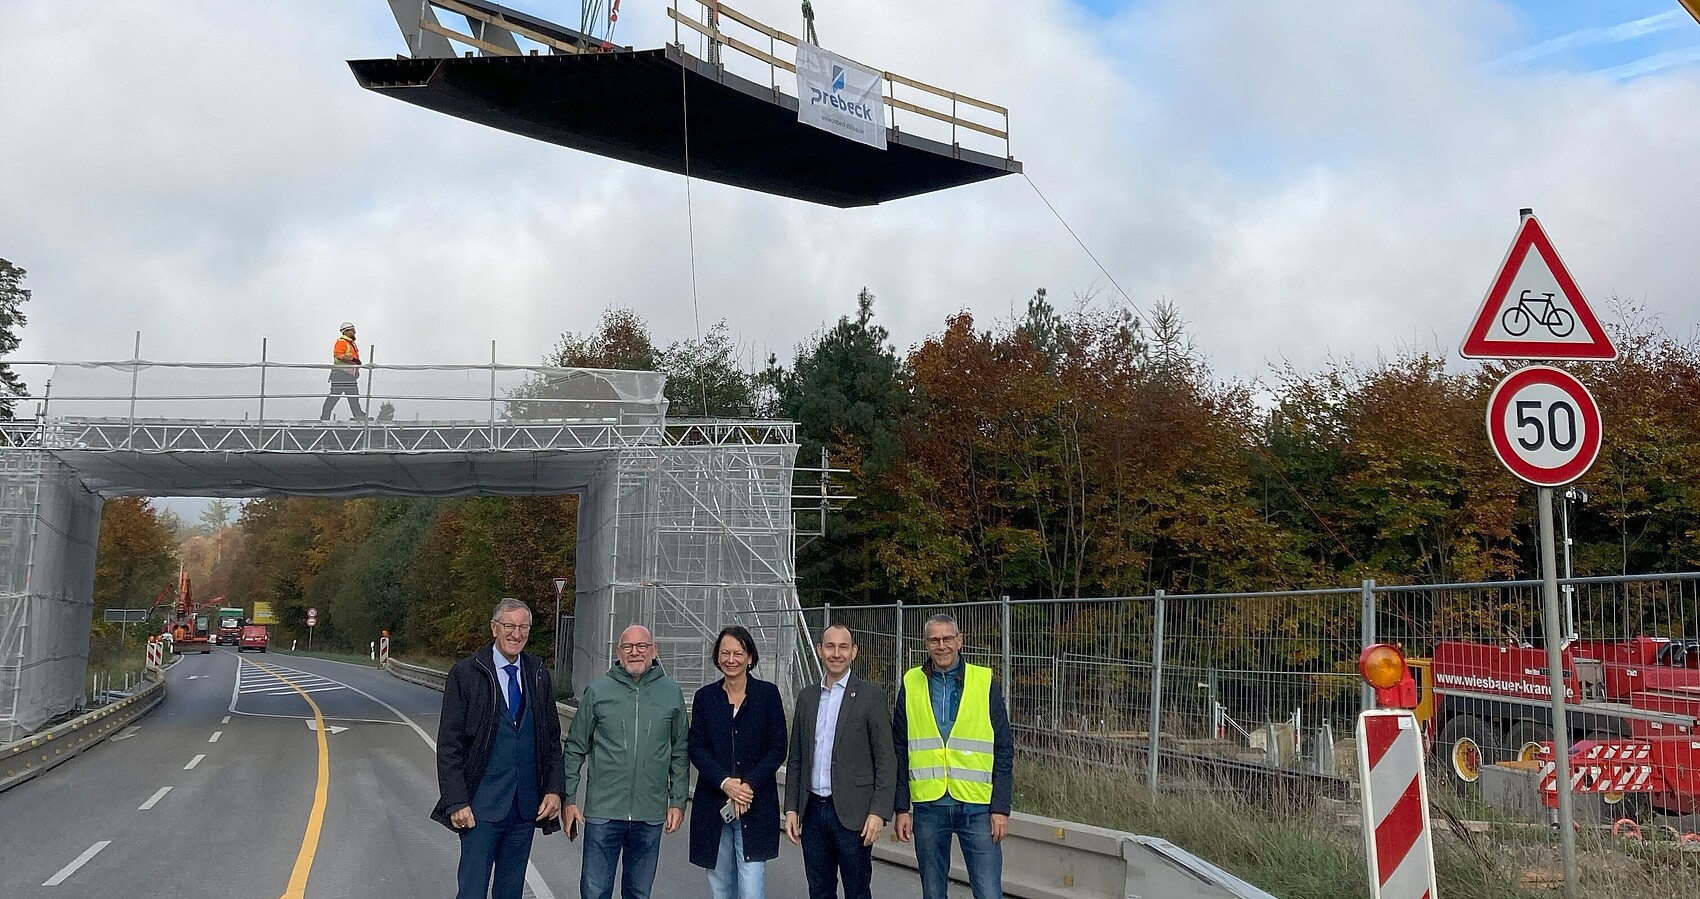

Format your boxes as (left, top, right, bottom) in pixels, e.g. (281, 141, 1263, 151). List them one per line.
(0, 259, 32, 419)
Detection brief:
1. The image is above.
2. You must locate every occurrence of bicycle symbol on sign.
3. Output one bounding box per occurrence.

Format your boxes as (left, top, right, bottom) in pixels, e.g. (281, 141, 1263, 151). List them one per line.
(1501, 289, 1574, 338)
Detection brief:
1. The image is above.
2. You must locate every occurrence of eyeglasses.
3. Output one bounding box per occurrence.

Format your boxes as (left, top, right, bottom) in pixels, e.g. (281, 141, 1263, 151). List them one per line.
(618, 642, 654, 653)
(494, 622, 531, 634)
(925, 635, 960, 646)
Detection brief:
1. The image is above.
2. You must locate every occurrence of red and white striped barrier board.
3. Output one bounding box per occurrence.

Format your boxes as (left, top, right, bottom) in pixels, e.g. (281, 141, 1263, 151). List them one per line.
(145, 639, 162, 672)
(1537, 740, 1665, 797)
(378, 634, 390, 666)
(1357, 710, 1438, 899)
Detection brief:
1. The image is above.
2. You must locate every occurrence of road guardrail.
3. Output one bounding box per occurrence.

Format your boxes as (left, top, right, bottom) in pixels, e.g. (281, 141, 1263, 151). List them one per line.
(385, 658, 448, 691)
(385, 659, 1279, 899)
(1, 674, 167, 794)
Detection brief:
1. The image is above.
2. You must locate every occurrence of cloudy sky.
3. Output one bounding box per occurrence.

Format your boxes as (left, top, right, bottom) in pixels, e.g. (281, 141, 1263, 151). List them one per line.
(3, 0, 1699, 395)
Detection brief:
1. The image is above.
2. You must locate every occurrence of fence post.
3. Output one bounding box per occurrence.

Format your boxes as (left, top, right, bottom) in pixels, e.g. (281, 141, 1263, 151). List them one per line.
(1050, 654, 1061, 729)
(894, 600, 904, 685)
(1360, 578, 1377, 712)
(1146, 589, 1166, 800)
(822, 602, 831, 630)
(127, 331, 141, 448)
(1206, 667, 1221, 738)
(1000, 594, 1012, 716)
(257, 337, 267, 435)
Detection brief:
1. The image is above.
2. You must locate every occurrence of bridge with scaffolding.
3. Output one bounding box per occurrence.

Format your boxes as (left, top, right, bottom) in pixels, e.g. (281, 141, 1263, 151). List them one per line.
(0, 358, 833, 742)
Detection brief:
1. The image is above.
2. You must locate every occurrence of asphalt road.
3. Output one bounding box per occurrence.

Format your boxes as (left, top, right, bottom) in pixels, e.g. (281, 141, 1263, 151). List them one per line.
(0, 651, 928, 899)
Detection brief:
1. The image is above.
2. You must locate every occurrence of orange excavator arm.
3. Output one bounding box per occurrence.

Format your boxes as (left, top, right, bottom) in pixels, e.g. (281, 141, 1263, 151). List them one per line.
(1683, 1, 1700, 26)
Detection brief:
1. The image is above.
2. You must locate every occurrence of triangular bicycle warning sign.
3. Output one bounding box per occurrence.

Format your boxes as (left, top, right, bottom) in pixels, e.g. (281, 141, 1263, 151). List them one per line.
(1460, 215, 1617, 360)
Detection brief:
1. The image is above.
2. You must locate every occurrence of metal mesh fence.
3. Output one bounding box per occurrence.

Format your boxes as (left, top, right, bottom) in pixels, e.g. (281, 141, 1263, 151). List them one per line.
(796, 574, 1699, 793)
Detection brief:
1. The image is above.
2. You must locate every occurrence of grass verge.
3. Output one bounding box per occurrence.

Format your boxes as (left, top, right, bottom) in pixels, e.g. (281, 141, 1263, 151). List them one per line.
(1011, 753, 1695, 899)
(1013, 758, 1517, 899)
(270, 647, 380, 666)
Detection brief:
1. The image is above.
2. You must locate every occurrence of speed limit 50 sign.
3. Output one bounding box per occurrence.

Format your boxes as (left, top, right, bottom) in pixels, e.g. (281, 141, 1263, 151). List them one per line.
(1485, 365, 1601, 486)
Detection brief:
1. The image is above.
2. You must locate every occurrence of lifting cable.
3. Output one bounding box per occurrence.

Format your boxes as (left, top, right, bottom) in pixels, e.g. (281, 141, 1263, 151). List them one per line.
(1021, 172, 1359, 567)
(1022, 172, 1142, 324)
(678, 52, 710, 418)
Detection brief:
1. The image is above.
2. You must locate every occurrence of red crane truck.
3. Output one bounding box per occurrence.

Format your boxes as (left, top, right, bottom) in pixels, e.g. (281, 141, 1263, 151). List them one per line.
(1421, 637, 1700, 815)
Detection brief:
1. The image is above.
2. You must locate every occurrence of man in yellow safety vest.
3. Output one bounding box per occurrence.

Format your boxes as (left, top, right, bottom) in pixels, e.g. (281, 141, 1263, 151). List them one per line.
(891, 612, 1013, 899)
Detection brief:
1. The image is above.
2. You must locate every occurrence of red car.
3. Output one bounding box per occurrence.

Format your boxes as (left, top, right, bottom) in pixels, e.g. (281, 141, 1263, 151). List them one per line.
(238, 625, 269, 653)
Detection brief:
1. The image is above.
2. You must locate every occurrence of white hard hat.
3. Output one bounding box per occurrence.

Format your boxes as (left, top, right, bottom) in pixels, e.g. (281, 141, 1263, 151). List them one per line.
(339, 321, 355, 331)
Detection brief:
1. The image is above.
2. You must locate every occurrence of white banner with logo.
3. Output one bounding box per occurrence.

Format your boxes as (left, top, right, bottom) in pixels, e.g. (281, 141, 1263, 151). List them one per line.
(795, 43, 887, 149)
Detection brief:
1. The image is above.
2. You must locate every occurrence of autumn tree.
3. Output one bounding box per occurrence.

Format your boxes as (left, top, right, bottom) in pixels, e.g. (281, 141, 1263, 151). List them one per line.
(94, 497, 180, 613)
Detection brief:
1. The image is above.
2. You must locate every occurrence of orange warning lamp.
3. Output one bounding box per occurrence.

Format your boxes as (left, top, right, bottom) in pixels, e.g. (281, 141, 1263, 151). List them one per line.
(1359, 643, 1417, 709)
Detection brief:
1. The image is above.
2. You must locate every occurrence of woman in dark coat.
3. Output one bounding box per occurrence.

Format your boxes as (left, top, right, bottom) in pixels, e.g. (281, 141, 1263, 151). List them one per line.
(689, 625, 788, 899)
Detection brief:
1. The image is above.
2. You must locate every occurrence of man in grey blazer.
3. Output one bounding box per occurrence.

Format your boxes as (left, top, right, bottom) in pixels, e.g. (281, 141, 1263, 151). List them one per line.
(785, 623, 897, 899)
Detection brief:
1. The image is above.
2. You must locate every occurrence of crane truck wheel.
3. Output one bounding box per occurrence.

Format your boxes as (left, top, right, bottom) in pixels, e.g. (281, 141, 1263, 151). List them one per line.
(1436, 715, 1495, 795)
(1505, 720, 1553, 763)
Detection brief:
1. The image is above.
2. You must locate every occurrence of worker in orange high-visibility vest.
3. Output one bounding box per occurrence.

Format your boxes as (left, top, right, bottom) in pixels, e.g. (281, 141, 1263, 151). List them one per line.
(320, 321, 368, 421)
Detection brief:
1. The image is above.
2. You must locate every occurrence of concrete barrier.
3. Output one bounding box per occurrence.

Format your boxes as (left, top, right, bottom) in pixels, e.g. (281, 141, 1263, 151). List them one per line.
(386, 660, 1279, 899)
(0, 674, 168, 794)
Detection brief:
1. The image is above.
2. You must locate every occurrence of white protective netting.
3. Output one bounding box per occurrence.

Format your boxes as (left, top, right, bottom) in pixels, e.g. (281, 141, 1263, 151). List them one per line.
(0, 452, 102, 743)
(42, 362, 666, 425)
(574, 442, 806, 706)
(4, 362, 803, 738)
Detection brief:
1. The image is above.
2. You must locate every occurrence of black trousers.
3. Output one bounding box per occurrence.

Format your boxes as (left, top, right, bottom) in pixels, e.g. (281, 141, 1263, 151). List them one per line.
(802, 794, 873, 899)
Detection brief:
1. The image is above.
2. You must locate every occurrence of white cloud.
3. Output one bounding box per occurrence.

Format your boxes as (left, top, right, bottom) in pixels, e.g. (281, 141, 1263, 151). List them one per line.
(2, 0, 1698, 397)
(1496, 10, 1687, 66)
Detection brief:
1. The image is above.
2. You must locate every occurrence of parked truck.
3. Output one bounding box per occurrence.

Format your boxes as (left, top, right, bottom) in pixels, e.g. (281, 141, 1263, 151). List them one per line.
(1416, 636, 1700, 815)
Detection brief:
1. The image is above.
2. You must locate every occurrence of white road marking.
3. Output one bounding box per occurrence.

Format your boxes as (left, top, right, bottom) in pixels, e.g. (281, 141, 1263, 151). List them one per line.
(138, 786, 172, 810)
(43, 841, 109, 886)
(185, 754, 205, 770)
(305, 720, 349, 735)
(229, 652, 563, 892)
(526, 863, 557, 899)
(221, 715, 231, 724)
(109, 725, 141, 742)
(208, 731, 222, 743)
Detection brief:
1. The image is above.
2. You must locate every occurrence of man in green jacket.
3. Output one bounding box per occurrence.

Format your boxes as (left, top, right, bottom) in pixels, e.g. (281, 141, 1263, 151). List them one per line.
(562, 624, 688, 899)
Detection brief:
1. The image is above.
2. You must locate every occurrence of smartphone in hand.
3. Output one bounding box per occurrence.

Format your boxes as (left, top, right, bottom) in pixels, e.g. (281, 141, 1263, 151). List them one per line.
(566, 815, 580, 841)
(719, 801, 737, 823)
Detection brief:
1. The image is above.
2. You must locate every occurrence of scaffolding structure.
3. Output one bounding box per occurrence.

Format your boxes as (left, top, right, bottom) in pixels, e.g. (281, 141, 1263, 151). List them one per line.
(0, 358, 818, 742)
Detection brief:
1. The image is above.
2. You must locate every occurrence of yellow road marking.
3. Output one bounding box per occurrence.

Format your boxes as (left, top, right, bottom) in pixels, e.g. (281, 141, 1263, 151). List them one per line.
(243, 658, 332, 899)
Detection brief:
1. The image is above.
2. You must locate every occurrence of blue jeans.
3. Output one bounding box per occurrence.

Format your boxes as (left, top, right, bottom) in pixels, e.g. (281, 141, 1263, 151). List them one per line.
(801, 795, 872, 899)
(709, 817, 767, 899)
(911, 802, 1002, 899)
(581, 819, 663, 899)
(454, 804, 535, 899)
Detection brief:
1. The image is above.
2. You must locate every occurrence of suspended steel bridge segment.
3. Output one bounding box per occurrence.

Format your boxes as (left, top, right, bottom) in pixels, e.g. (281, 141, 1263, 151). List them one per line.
(351, 0, 1020, 207)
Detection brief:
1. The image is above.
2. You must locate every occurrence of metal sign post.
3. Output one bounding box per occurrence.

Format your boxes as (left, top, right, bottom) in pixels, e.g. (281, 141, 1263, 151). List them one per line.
(306, 607, 318, 652)
(1461, 208, 1612, 899)
(104, 608, 148, 645)
(552, 577, 569, 668)
(1538, 487, 1579, 898)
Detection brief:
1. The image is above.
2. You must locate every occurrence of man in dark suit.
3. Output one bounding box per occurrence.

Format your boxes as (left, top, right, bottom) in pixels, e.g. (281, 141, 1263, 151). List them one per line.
(433, 598, 565, 899)
(784, 623, 896, 899)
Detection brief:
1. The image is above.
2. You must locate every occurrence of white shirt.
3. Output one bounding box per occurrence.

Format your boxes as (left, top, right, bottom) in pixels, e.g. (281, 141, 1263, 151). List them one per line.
(492, 646, 522, 715)
(810, 673, 850, 795)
